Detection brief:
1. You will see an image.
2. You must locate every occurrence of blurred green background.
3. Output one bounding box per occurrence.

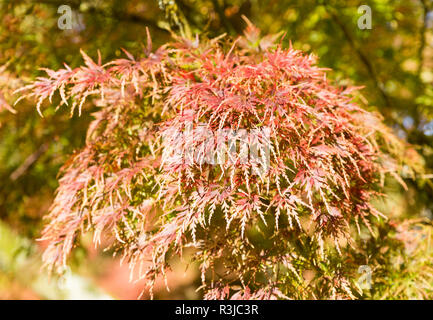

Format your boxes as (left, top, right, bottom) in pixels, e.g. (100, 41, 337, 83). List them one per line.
(0, 0, 432, 299)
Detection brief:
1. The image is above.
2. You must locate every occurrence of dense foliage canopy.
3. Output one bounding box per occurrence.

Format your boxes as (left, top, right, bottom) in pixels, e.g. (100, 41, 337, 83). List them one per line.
(1, 0, 433, 299)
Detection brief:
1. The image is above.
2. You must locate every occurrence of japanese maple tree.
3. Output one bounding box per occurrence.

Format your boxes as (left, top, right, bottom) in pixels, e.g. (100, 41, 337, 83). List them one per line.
(17, 25, 432, 299)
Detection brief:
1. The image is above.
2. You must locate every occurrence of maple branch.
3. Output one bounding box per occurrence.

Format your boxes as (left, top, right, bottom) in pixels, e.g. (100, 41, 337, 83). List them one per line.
(12, 0, 168, 33)
(324, 5, 392, 112)
(157, 0, 192, 38)
(410, 0, 431, 131)
(417, 0, 429, 76)
(10, 143, 49, 181)
(86, 7, 167, 33)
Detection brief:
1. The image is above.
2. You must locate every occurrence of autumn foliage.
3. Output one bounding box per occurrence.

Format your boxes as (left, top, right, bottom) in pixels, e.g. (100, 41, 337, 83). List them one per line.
(17, 25, 431, 299)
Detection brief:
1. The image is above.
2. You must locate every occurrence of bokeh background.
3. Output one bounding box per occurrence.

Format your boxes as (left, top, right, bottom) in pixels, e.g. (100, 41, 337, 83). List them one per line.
(0, 0, 432, 299)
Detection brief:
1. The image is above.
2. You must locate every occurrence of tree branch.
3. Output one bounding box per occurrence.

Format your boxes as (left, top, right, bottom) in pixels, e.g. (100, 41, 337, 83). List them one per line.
(11, 0, 169, 34)
(324, 4, 392, 112)
(10, 143, 49, 181)
(417, 0, 429, 76)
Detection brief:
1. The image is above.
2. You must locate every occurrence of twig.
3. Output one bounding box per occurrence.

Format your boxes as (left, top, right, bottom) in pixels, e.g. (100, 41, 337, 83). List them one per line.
(10, 0, 168, 33)
(10, 143, 49, 181)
